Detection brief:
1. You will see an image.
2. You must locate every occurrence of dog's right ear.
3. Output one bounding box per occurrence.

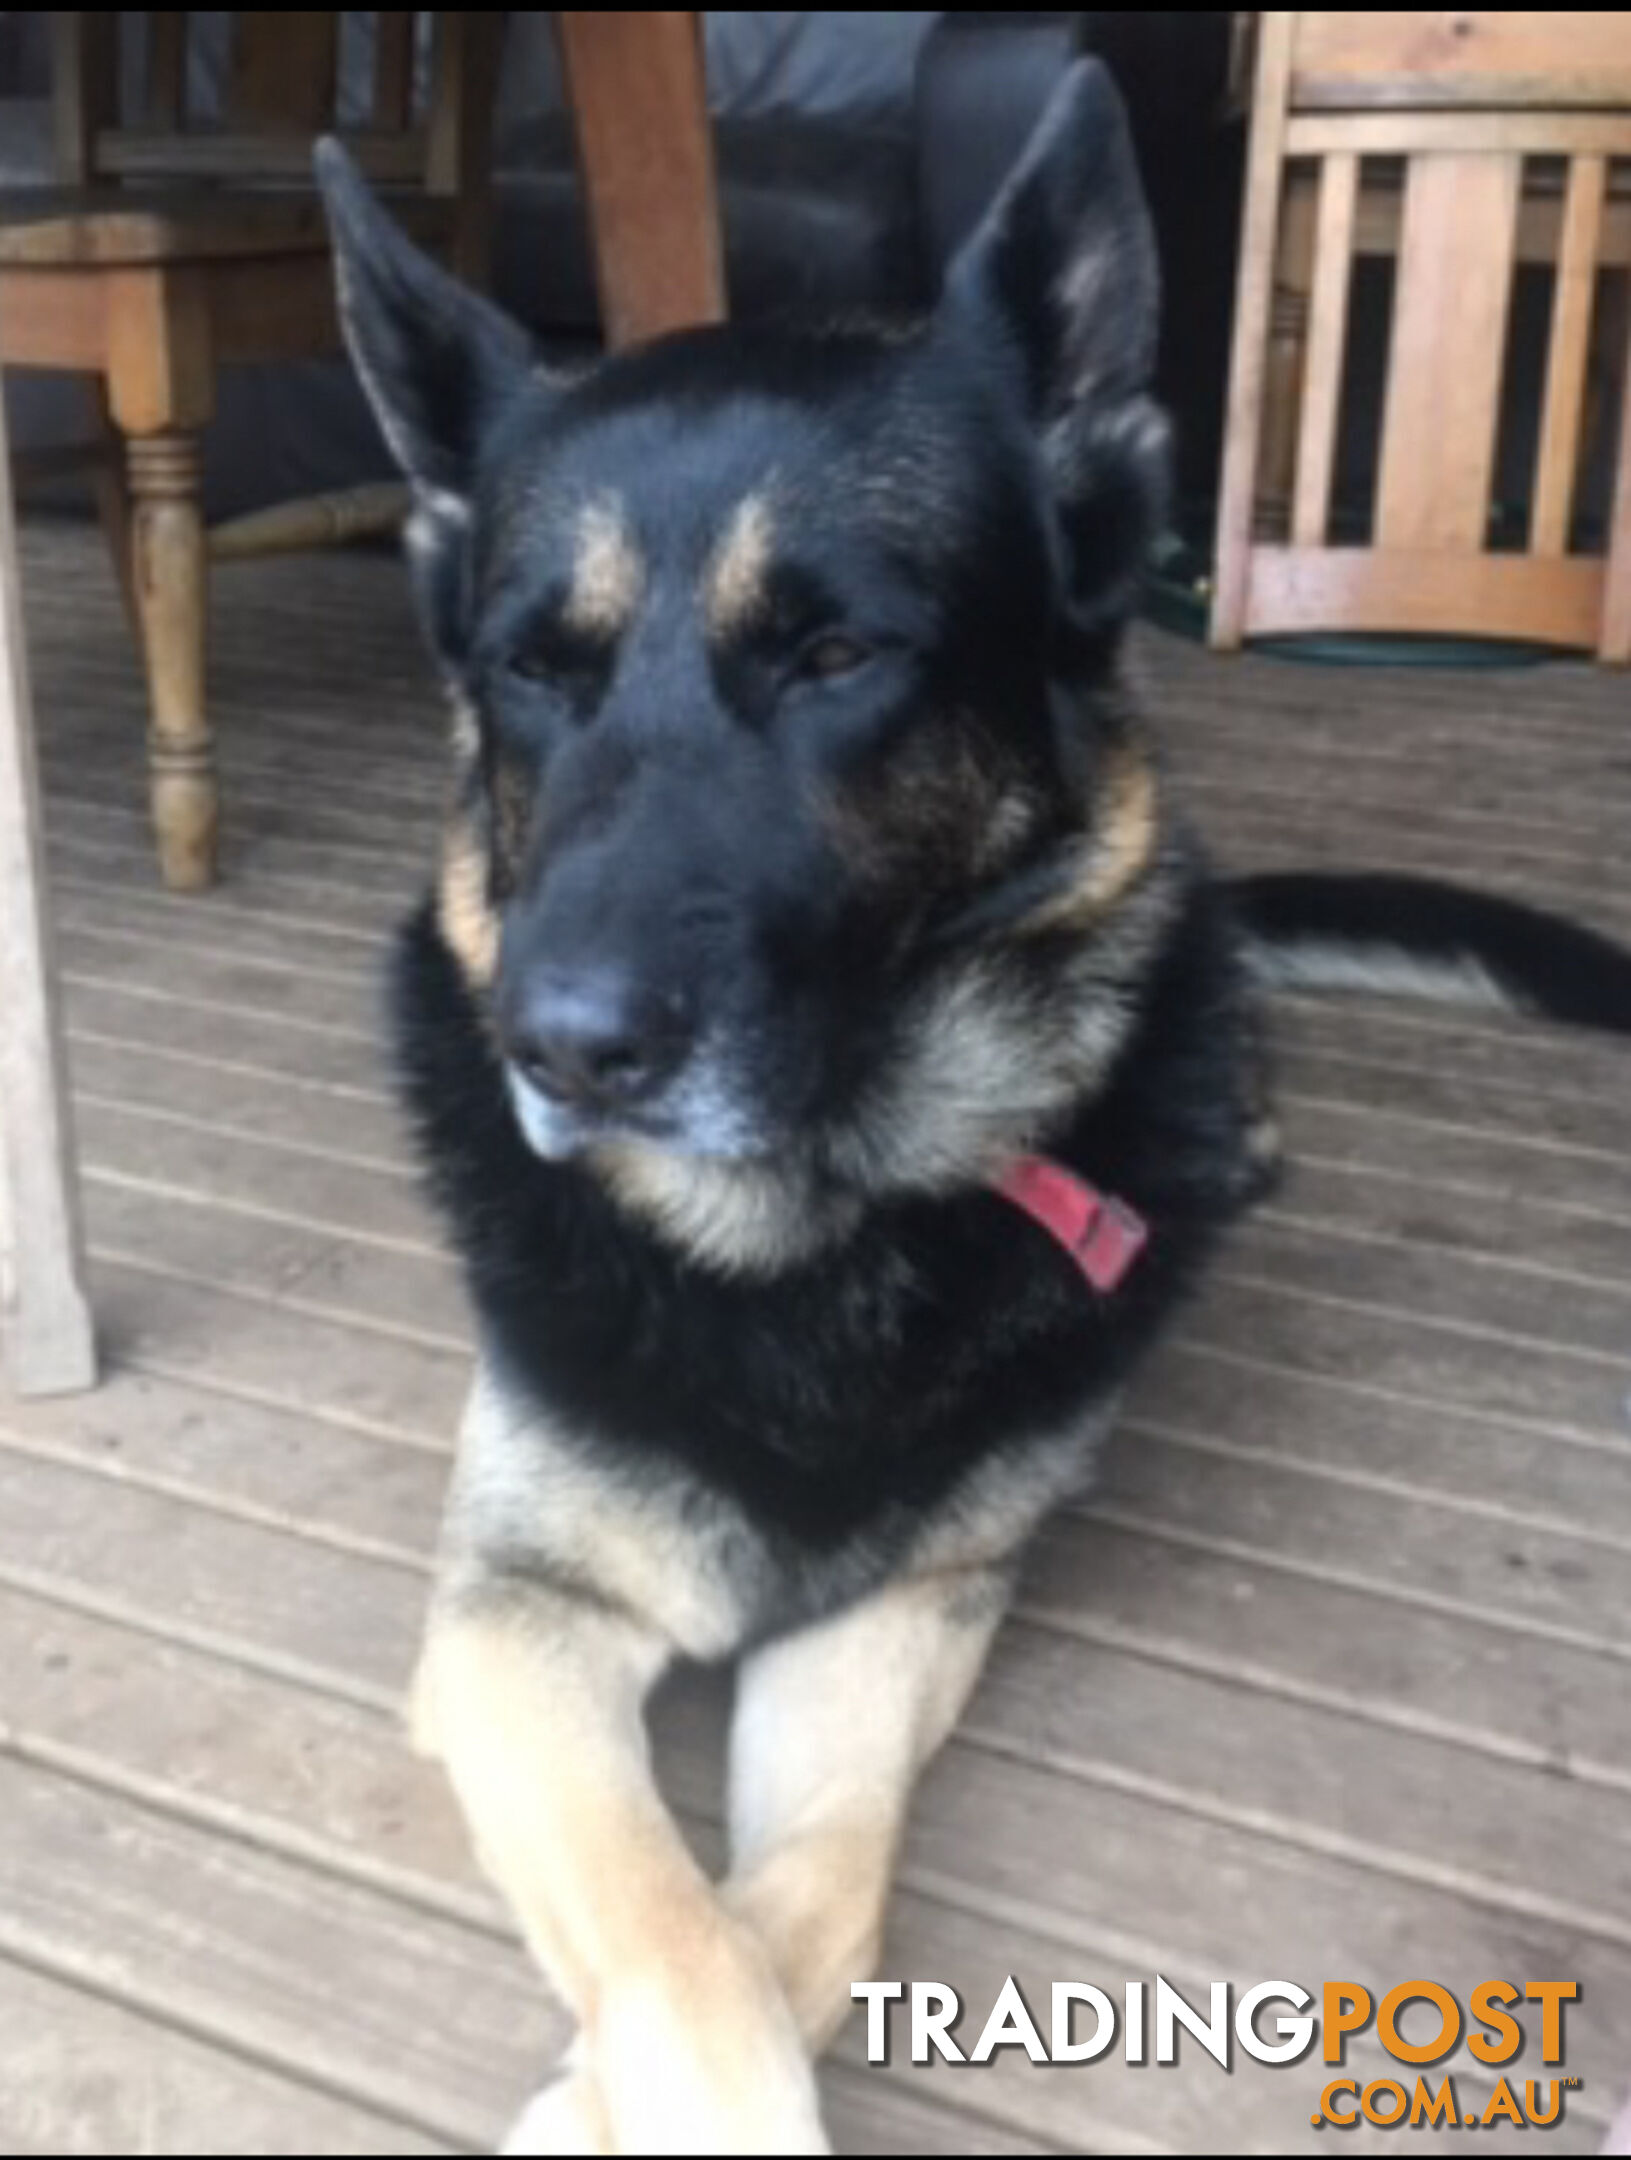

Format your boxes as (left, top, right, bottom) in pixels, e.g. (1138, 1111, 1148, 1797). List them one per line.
(315, 138, 531, 504)
(943, 59, 1158, 425)
(941, 63, 1167, 641)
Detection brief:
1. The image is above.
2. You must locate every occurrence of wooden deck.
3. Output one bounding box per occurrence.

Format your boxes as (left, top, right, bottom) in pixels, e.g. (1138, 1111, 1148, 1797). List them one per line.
(5, 519, 1631, 2155)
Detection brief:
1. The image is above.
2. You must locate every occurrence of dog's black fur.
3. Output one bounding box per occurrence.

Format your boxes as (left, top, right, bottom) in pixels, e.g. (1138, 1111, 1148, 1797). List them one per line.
(394, 867, 1252, 1552)
(317, 62, 1631, 1590)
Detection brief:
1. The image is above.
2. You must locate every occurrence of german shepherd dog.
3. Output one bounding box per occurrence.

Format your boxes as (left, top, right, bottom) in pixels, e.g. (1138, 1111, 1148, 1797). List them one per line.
(316, 62, 1631, 2156)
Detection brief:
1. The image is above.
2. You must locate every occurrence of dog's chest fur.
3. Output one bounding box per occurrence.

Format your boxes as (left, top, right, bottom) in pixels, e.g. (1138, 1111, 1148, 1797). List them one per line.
(394, 850, 1264, 1575)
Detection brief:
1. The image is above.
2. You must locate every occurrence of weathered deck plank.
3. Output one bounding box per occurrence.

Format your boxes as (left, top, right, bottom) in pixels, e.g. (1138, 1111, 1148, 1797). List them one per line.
(0, 1961, 453, 2157)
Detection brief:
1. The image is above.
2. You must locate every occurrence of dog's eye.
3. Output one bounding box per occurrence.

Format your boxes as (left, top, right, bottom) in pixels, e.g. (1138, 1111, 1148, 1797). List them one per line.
(508, 645, 574, 687)
(506, 627, 606, 695)
(794, 633, 872, 685)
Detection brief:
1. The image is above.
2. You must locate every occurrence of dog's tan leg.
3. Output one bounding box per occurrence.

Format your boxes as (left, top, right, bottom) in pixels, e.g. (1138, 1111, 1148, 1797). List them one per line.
(722, 1567, 1009, 2052)
(415, 1588, 827, 2156)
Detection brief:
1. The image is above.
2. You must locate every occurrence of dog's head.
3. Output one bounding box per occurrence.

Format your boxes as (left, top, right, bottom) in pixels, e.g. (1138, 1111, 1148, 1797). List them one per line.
(319, 62, 1176, 1269)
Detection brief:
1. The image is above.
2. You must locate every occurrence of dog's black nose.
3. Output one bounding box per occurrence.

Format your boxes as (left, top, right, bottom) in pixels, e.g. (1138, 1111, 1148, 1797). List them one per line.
(503, 969, 691, 1114)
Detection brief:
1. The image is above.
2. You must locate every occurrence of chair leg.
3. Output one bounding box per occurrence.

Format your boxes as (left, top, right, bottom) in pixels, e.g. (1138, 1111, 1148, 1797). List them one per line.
(126, 429, 216, 890)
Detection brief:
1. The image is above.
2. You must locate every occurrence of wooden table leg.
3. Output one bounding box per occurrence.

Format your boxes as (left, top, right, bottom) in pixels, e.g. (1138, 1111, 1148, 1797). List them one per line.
(0, 359, 97, 1399)
(107, 267, 218, 891)
(554, 10, 725, 347)
(124, 428, 217, 890)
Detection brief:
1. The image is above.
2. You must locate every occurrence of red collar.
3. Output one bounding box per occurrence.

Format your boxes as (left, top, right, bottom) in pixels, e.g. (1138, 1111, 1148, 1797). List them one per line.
(990, 1155, 1148, 1294)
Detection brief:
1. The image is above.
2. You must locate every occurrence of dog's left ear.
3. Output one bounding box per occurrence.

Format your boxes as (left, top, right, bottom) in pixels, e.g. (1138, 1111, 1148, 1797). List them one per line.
(315, 138, 532, 504)
(944, 61, 1167, 630)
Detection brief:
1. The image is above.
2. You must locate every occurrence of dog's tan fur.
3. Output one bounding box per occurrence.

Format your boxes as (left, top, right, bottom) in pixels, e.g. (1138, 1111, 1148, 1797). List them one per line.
(414, 1362, 1114, 2153)
(565, 499, 644, 638)
(704, 493, 776, 638)
(438, 814, 501, 989)
(415, 1599, 824, 2155)
(1022, 738, 1160, 936)
(593, 1140, 859, 1278)
(722, 1567, 1007, 2048)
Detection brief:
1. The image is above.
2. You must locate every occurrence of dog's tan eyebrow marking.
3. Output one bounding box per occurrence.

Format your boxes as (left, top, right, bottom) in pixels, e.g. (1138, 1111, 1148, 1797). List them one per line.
(563, 497, 644, 636)
(704, 492, 775, 637)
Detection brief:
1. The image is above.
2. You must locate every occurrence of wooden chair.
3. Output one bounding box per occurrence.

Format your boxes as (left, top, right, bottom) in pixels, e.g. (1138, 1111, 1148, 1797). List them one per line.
(0, 11, 500, 890)
(1212, 12, 1631, 659)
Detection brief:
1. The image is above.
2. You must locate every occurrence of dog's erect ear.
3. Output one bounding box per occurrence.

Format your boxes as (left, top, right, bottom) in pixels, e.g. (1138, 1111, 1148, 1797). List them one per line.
(944, 58, 1159, 421)
(944, 61, 1167, 638)
(315, 138, 531, 501)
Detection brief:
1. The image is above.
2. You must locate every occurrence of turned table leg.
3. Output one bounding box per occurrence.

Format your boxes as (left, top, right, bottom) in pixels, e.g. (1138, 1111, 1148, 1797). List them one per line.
(126, 429, 216, 891)
(106, 266, 217, 891)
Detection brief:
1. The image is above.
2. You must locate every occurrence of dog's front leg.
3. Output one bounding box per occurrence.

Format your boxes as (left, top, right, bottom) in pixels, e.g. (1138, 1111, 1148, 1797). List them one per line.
(414, 1587, 827, 2157)
(722, 1567, 1010, 2052)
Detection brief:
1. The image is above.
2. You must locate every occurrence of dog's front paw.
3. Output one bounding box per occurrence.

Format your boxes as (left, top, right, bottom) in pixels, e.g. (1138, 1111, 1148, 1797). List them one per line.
(593, 1950, 829, 2156)
(500, 2051, 611, 2157)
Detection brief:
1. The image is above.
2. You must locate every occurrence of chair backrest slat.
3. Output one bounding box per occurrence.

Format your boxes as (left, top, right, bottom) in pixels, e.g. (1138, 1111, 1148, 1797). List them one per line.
(50, 12, 118, 185)
(1374, 152, 1520, 553)
(145, 11, 189, 130)
(1290, 149, 1357, 546)
(227, 13, 340, 137)
(373, 11, 418, 133)
(1532, 153, 1607, 555)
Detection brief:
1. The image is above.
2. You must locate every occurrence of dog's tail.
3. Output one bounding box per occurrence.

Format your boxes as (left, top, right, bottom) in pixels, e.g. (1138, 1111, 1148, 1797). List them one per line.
(1231, 872, 1631, 1038)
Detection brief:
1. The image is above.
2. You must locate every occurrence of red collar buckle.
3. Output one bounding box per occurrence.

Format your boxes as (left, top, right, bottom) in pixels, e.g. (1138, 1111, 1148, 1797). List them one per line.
(990, 1155, 1148, 1295)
